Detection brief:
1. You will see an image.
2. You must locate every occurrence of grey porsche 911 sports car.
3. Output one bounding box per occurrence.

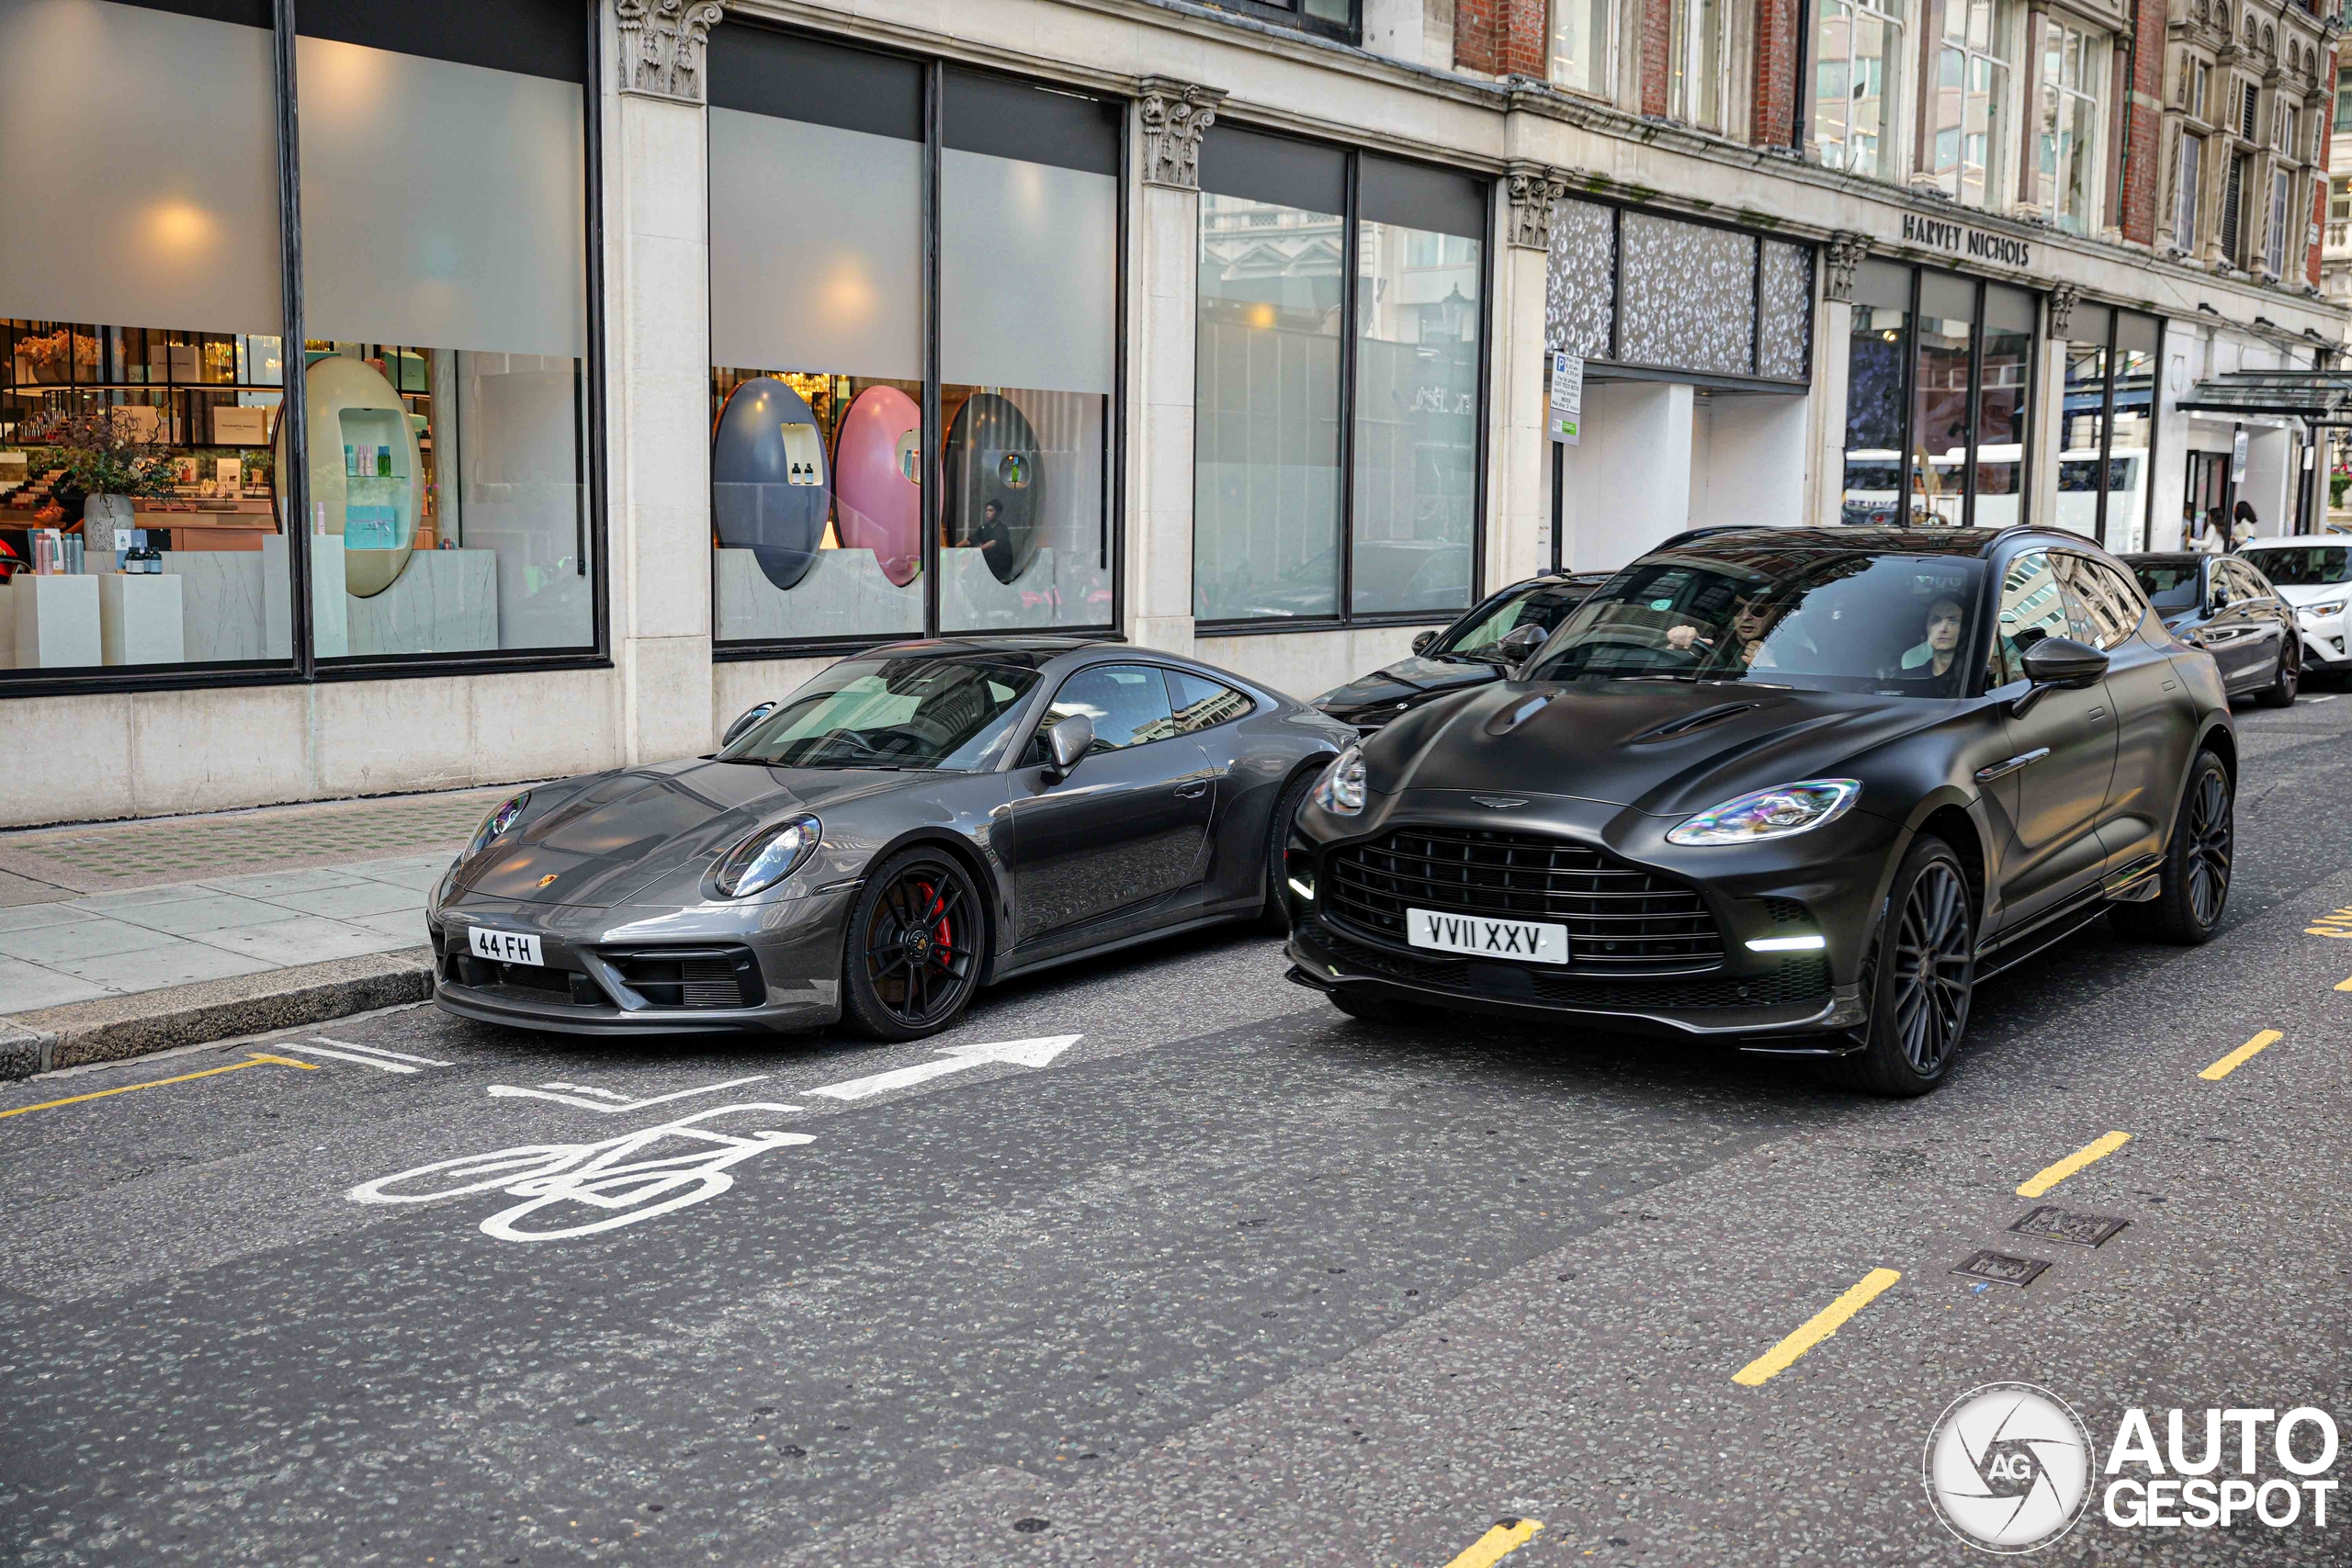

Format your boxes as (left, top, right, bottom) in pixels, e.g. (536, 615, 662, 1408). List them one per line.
(427, 638, 1352, 1041)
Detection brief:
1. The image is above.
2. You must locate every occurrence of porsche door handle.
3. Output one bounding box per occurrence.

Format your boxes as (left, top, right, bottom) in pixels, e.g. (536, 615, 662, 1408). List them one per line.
(1173, 780, 1209, 799)
(1975, 748, 2050, 783)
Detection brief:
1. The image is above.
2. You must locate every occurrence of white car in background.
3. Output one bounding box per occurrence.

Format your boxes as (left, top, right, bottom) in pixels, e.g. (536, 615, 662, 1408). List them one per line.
(2238, 541, 2352, 683)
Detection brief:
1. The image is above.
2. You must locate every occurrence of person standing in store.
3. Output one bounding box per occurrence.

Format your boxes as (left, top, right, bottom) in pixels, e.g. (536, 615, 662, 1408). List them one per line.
(2231, 500, 2258, 552)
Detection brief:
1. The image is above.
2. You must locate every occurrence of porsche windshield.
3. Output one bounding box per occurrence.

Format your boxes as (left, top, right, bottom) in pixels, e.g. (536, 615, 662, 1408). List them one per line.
(1525, 552, 1988, 697)
(720, 657, 1042, 770)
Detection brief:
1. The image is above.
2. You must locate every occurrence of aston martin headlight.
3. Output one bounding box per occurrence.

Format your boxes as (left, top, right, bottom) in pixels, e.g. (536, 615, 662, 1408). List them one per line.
(714, 814, 821, 897)
(2301, 599, 2347, 619)
(462, 791, 531, 862)
(1666, 779, 1860, 846)
(1310, 744, 1367, 816)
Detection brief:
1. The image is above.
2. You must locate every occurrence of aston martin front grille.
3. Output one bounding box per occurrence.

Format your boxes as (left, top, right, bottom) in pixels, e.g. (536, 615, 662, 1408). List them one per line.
(1324, 827, 1724, 974)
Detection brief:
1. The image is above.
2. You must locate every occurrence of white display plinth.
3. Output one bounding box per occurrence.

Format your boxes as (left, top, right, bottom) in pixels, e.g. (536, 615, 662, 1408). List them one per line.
(7, 574, 102, 670)
(99, 573, 186, 665)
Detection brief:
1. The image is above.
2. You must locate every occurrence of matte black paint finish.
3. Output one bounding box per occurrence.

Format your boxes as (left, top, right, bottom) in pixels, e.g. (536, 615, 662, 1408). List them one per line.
(430, 639, 1352, 1034)
(1312, 572, 1611, 734)
(1287, 528, 2233, 1042)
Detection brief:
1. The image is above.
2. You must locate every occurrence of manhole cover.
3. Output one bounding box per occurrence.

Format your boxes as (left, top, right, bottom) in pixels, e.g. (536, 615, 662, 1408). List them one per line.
(1951, 1250, 2052, 1288)
(2009, 1205, 2129, 1248)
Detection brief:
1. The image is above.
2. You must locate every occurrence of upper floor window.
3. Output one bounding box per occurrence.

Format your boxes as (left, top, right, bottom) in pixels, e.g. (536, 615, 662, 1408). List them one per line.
(1551, 0, 1611, 97)
(1669, 0, 1727, 130)
(2036, 22, 2105, 235)
(1815, 0, 1908, 181)
(1932, 0, 2018, 207)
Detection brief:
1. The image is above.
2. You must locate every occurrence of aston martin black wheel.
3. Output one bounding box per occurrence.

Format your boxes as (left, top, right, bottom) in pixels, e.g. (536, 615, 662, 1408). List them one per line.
(841, 848, 985, 1041)
(1828, 836, 1973, 1097)
(2255, 643, 2300, 707)
(2110, 749, 2233, 945)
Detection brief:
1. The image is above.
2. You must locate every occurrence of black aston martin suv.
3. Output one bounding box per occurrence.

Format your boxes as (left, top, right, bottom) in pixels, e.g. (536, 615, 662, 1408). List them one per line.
(1283, 526, 2237, 1095)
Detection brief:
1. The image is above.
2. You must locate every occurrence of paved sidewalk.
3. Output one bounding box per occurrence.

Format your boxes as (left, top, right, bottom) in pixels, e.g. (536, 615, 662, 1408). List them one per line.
(0, 786, 519, 1018)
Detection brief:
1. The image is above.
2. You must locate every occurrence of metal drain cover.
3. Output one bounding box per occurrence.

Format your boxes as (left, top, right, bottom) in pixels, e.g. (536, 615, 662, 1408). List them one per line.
(2009, 1205, 2130, 1248)
(1952, 1250, 2052, 1288)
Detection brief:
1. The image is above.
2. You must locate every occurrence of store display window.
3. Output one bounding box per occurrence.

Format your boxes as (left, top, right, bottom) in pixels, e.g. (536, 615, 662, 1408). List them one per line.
(0, 0, 603, 692)
(1193, 128, 1487, 628)
(0, 0, 292, 677)
(705, 27, 1122, 651)
(294, 0, 595, 661)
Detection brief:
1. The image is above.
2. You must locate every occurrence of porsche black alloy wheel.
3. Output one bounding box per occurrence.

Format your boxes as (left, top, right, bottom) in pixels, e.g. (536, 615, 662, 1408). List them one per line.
(2112, 749, 2233, 945)
(1831, 836, 1974, 1097)
(841, 849, 984, 1040)
(2256, 643, 2300, 708)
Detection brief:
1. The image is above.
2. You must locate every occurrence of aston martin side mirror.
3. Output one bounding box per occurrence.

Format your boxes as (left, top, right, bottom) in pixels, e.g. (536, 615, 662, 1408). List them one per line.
(720, 701, 775, 748)
(2012, 637, 2109, 716)
(1411, 631, 1436, 655)
(1046, 712, 1094, 775)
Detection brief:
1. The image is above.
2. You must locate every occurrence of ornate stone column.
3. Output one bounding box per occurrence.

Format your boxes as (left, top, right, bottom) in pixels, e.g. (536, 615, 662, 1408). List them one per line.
(1493, 162, 1569, 587)
(1128, 78, 1225, 656)
(605, 0, 721, 758)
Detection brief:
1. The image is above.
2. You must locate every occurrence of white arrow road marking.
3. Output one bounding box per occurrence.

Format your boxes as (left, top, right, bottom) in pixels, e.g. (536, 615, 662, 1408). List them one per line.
(807, 1034, 1082, 1102)
(311, 1037, 450, 1067)
(487, 1074, 774, 1114)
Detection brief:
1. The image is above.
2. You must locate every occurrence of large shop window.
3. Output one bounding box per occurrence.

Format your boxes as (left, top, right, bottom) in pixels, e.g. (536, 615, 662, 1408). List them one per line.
(1837, 260, 2041, 528)
(0, 0, 602, 691)
(2057, 305, 2160, 550)
(707, 28, 1120, 650)
(1193, 129, 1487, 626)
(1, 0, 288, 678)
(296, 0, 596, 662)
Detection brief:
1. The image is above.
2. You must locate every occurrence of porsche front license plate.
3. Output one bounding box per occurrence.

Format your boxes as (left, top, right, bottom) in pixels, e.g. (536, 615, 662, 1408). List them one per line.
(468, 926, 543, 966)
(1406, 908, 1569, 964)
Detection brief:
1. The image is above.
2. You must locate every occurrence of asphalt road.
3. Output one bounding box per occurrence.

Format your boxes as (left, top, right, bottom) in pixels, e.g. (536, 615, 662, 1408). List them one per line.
(6, 693, 2352, 1566)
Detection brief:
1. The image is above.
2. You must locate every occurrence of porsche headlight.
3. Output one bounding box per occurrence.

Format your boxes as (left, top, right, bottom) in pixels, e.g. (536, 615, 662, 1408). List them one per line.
(1310, 744, 1366, 816)
(462, 791, 531, 862)
(714, 814, 821, 897)
(1665, 779, 1860, 846)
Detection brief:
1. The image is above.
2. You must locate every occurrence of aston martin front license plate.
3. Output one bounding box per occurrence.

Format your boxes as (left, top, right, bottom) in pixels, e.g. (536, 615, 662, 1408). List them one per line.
(468, 926, 543, 966)
(1406, 908, 1569, 964)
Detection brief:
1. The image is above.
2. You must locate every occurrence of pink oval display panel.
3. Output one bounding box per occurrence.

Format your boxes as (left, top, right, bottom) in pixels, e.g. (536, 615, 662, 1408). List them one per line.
(833, 386, 922, 587)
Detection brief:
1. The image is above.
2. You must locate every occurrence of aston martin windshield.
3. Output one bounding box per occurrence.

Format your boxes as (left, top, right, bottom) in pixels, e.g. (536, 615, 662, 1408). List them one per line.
(1525, 552, 1987, 697)
(719, 657, 1041, 770)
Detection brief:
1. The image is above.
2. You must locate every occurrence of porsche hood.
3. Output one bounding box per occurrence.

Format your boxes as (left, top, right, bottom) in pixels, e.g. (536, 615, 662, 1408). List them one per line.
(449, 759, 912, 908)
(1365, 679, 1959, 819)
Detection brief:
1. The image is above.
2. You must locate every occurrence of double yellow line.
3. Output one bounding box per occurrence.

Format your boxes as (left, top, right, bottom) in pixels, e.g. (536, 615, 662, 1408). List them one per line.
(0, 1051, 318, 1120)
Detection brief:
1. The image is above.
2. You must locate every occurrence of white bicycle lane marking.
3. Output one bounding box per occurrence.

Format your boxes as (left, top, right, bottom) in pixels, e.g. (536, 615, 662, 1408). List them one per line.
(347, 1103, 811, 1242)
(348, 1035, 1085, 1243)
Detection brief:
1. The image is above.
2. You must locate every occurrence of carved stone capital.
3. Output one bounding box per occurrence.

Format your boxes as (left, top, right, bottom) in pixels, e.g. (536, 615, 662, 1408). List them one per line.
(1823, 231, 1871, 301)
(616, 0, 724, 105)
(1505, 163, 1571, 251)
(2048, 282, 2080, 338)
(1137, 78, 1227, 191)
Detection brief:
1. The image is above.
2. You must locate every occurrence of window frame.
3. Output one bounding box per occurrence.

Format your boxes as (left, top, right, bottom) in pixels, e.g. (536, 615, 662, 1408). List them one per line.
(1192, 125, 1495, 637)
(704, 29, 1129, 662)
(0, 0, 611, 701)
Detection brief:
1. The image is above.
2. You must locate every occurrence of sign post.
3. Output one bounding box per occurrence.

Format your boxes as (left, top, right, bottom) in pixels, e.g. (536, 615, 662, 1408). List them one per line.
(1548, 351, 1583, 446)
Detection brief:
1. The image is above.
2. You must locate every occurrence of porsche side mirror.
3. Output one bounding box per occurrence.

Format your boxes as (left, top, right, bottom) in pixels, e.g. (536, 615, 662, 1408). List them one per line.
(2011, 636, 2108, 716)
(1410, 631, 1436, 655)
(1046, 712, 1094, 775)
(1495, 625, 1546, 664)
(720, 700, 775, 748)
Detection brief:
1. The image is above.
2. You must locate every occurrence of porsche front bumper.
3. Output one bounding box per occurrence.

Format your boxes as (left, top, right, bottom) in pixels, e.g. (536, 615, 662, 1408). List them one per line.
(428, 885, 857, 1036)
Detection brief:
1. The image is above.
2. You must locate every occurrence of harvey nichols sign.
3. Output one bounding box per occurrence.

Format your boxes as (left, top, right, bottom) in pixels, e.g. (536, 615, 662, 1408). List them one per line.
(1901, 211, 2033, 268)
